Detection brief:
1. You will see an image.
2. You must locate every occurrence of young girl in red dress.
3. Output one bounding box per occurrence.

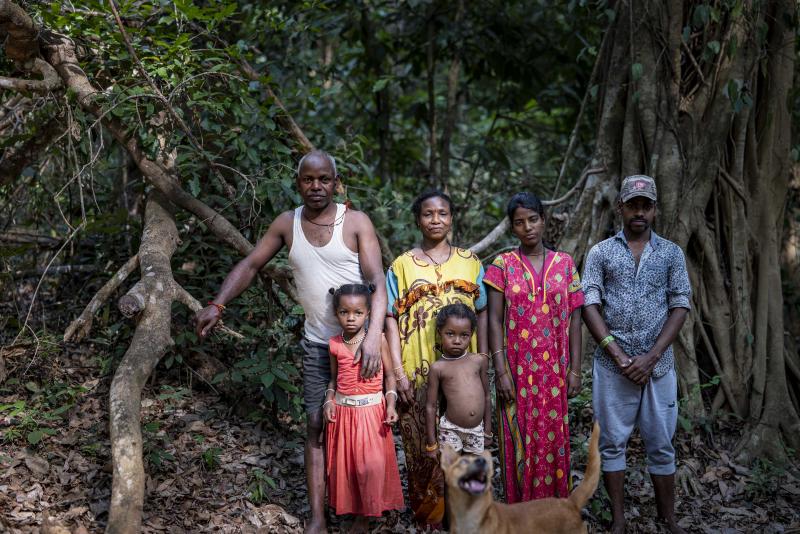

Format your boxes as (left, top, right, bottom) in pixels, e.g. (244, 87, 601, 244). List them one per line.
(323, 284, 404, 532)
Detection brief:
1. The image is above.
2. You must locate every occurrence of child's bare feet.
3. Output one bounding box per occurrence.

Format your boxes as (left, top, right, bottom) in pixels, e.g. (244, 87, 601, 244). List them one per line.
(351, 516, 370, 533)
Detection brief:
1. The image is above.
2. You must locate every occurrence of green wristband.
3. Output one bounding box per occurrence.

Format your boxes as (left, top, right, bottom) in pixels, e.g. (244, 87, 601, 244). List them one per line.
(599, 335, 615, 349)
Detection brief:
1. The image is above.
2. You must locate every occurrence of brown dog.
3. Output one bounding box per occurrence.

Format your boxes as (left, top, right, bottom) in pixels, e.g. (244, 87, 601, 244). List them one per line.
(441, 422, 600, 534)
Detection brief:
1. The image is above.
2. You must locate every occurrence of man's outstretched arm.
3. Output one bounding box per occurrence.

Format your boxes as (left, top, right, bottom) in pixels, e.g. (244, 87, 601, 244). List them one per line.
(195, 212, 290, 338)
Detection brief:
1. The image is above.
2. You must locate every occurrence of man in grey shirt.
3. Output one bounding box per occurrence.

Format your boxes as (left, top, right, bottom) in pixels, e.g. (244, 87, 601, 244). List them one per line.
(582, 175, 691, 534)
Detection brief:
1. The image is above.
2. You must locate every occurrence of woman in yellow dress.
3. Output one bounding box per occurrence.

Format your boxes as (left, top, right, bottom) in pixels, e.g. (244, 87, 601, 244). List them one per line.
(384, 190, 488, 528)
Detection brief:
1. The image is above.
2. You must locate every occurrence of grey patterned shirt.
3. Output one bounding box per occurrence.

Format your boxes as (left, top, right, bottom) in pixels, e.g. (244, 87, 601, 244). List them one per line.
(582, 230, 691, 378)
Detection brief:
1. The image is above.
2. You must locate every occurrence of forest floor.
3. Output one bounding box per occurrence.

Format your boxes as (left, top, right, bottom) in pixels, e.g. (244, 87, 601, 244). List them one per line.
(1, 342, 799, 534)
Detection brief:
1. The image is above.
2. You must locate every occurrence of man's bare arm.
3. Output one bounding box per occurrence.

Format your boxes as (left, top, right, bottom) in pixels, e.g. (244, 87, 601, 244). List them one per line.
(351, 211, 387, 378)
(195, 212, 291, 338)
(582, 304, 632, 370)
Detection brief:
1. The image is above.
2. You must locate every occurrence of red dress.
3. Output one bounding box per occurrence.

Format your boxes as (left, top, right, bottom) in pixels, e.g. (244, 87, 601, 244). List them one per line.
(325, 335, 404, 516)
(484, 250, 584, 502)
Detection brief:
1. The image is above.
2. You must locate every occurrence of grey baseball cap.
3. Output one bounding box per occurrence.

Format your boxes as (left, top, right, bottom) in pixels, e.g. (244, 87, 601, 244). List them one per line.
(620, 175, 657, 202)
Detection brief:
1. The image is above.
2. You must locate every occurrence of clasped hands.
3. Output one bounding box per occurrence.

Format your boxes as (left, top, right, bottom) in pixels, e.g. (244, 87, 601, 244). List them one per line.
(612, 349, 658, 385)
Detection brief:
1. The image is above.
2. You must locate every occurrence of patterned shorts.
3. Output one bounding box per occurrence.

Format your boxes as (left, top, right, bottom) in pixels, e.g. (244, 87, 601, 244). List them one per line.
(438, 414, 484, 454)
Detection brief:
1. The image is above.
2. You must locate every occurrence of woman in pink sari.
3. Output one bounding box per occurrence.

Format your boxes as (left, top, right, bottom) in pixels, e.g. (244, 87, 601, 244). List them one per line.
(485, 192, 584, 502)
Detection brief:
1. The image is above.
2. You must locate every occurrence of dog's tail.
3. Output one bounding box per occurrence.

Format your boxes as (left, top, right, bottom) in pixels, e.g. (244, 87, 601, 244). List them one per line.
(568, 421, 601, 510)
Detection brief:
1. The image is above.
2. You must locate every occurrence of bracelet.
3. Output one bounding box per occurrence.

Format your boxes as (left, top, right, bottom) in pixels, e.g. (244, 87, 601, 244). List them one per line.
(483, 431, 494, 439)
(322, 399, 334, 408)
(491, 348, 505, 357)
(325, 388, 335, 396)
(599, 334, 615, 349)
(568, 369, 581, 379)
(425, 442, 439, 452)
(385, 390, 397, 399)
(208, 301, 226, 314)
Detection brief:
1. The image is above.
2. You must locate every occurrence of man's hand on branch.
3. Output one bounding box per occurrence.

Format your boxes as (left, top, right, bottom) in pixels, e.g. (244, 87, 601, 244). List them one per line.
(195, 305, 221, 338)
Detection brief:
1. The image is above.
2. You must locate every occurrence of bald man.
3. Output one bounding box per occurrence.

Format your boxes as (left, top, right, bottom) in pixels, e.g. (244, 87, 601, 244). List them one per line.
(196, 150, 387, 534)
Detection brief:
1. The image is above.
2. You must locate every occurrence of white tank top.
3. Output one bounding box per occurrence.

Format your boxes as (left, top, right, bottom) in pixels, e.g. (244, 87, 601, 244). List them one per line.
(288, 203, 364, 344)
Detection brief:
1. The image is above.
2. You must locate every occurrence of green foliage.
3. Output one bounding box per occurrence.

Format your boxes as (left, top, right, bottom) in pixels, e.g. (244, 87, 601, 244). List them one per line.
(201, 446, 222, 471)
(0, 380, 86, 446)
(142, 419, 175, 470)
(247, 467, 277, 504)
(678, 375, 721, 433)
(745, 458, 786, 501)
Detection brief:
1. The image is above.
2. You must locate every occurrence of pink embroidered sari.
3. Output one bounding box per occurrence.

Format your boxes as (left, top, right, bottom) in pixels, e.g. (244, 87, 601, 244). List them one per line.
(484, 249, 584, 502)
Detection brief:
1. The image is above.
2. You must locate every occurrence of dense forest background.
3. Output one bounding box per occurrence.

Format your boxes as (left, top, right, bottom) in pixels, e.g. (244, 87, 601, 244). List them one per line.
(1, 0, 799, 532)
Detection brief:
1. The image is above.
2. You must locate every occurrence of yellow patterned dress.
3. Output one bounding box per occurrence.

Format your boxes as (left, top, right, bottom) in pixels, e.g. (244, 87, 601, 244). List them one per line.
(385, 247, 486, 526)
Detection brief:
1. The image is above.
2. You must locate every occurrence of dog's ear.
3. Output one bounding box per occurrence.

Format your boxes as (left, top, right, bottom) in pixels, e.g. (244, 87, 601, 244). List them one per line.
(440, 444, 459, 470)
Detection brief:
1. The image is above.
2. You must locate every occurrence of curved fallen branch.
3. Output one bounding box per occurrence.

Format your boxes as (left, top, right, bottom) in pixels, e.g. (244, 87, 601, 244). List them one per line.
(63, 255, 139, 343)
(108, 191, 178, 534)
(469, 166, 605, 254)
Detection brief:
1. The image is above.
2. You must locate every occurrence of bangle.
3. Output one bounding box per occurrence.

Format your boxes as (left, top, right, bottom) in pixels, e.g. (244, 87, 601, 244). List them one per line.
(325, 388, 335, 396)
(568, 369, 581, 379)
(491, 348, 505, 357)
(208, 301, 226, 314)
(385, 390, 397, 399)
(425, 442, 439, 452)
(483, 432, 494, 439)
(599, 334, 615, 349)
(322, 399, 334, 408)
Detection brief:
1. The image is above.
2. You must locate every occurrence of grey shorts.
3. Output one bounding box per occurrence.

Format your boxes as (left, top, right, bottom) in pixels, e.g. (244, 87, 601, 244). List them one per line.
(592, 360, 678, 475)
(300, 338, 331, 414)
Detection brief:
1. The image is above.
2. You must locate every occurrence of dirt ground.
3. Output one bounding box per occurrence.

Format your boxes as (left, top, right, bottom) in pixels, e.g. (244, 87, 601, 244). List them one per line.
(1, 344, 799, 534)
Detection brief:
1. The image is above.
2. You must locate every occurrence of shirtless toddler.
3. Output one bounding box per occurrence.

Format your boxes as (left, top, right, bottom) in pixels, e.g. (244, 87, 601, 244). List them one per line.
(425, 303, 492, 456)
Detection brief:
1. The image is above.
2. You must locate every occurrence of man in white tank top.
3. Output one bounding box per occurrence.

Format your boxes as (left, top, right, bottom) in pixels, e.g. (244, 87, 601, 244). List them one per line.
(195, 150, 387, 534)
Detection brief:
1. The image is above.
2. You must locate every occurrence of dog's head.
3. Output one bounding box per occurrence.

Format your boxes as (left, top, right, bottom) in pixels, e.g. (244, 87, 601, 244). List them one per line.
(440, 445, 493, 497)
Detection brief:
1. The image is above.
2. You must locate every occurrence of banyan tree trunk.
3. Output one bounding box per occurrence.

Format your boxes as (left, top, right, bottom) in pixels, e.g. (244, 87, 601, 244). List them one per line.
(559, 0, 799, 461)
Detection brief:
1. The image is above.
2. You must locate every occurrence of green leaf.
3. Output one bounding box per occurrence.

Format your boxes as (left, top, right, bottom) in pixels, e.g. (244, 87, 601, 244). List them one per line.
(189, 177, 201, 197)
(27, 430, 44, 445)
(144, 421, 161, 433)
(678, 415, 693, 433)
(692, 5, 710, 28)
(372, 78, 390, 93)
(261, 373, 275, 389)
(630, 63, 643, 82)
